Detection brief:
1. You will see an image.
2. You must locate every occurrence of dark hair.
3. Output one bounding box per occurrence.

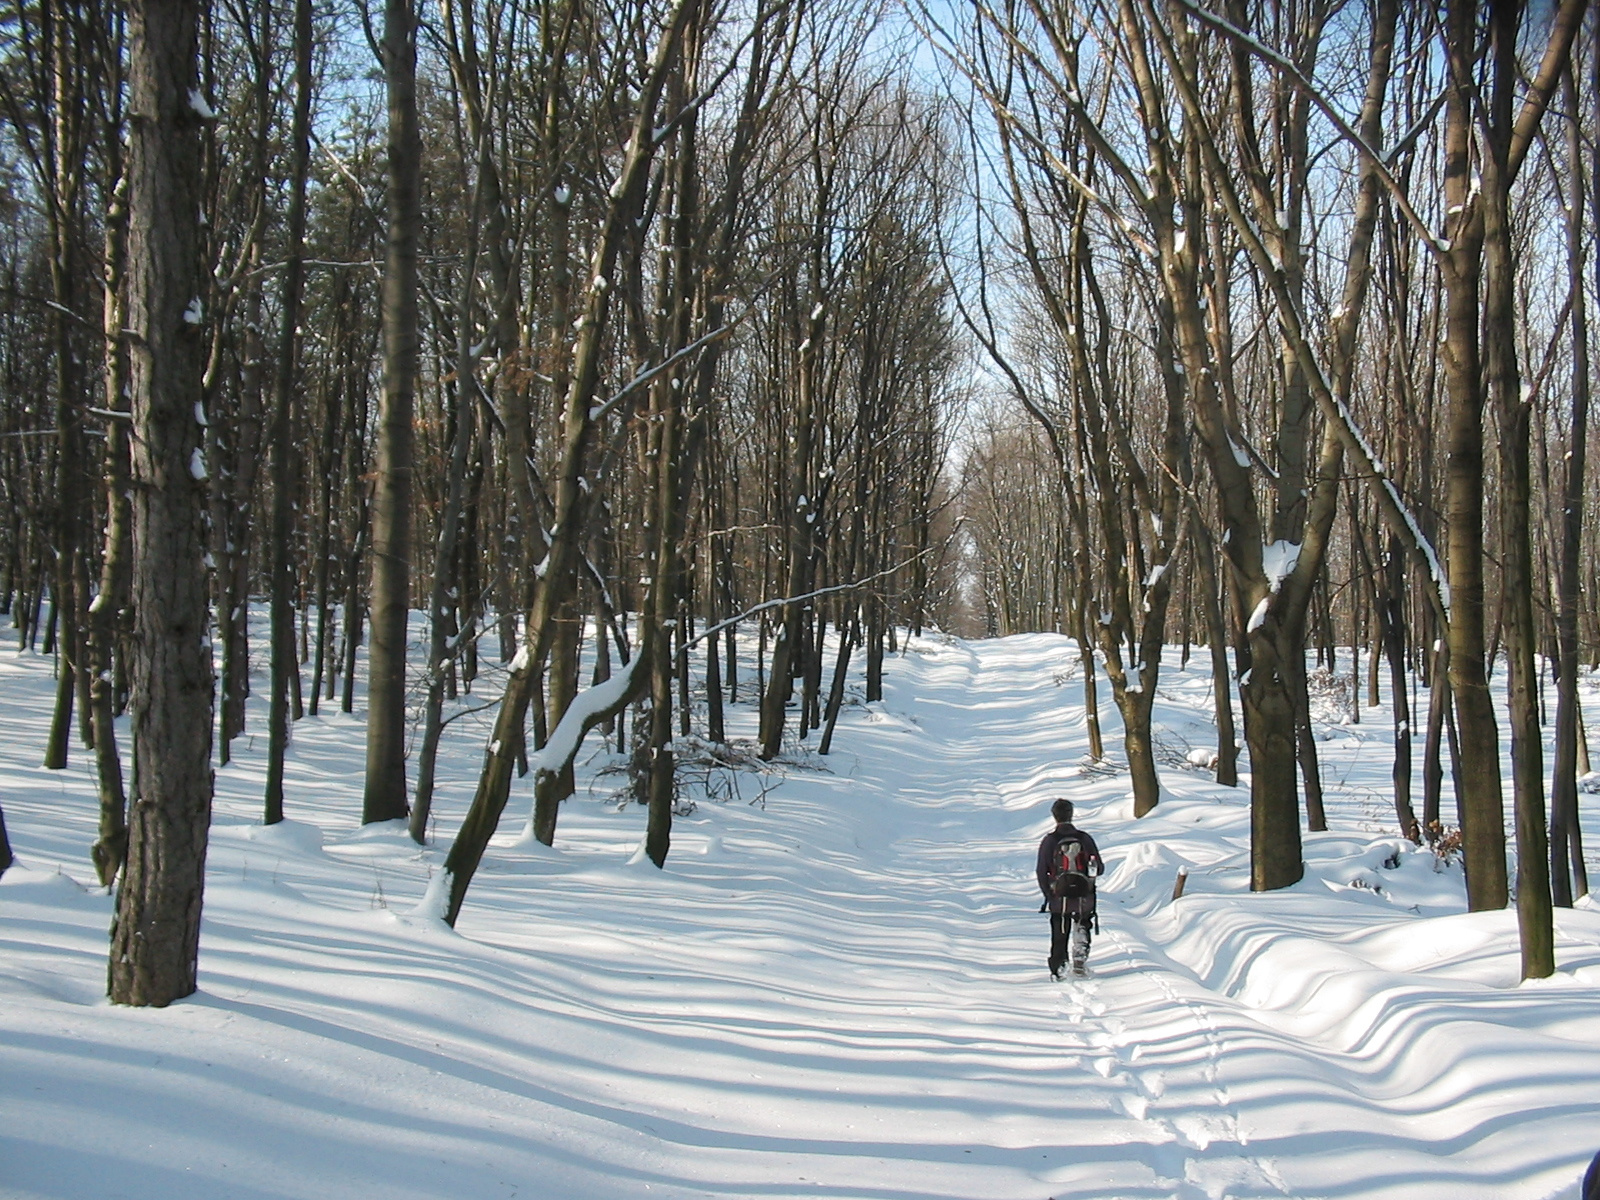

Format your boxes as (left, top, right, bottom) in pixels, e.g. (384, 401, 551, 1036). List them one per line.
(1051, 798, 1074, 823)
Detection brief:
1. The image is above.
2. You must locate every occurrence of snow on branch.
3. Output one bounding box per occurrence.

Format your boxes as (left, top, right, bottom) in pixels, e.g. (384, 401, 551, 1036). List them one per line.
(527, 653, 645, 779)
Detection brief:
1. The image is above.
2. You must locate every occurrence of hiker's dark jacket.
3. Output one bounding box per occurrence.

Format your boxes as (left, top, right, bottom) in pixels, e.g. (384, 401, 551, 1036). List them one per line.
(1036, 822, 1104, 913)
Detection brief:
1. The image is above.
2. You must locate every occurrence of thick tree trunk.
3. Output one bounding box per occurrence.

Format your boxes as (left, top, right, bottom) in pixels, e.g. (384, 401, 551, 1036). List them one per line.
(531, 602, 581, 845)
(1483, 3, 1551, 977)
(363, 0, 422, 826)
(1242, 660, 1304, 891)
(110, 0, 213, 1007)
(864, 592, 886, 702)
(1120, 689, 1160, 819)
(1440, 0, 1508, 910)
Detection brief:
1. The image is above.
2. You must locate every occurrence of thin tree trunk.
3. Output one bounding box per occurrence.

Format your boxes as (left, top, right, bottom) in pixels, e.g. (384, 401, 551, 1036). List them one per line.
(90, 155, 131, 886)
(217, 264, 263, 757)
(1292, 651, 1327, 832)
(1382, 536, 1418, 841)
(264, 0, 313, 827)
(411, 196, 478, 844)
(817, 618, 855, 756)
(43, 6, 88, 774)
(1550, 59, 1592, 904)
(1193, 519, 1236, 785)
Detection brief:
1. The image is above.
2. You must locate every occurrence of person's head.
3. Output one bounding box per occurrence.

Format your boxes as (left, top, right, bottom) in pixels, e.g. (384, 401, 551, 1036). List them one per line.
(1051, 798, 1074, 824)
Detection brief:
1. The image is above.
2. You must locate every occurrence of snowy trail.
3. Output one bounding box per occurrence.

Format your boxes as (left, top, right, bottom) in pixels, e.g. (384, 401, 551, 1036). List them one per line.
(3, 630, 1599, 1199)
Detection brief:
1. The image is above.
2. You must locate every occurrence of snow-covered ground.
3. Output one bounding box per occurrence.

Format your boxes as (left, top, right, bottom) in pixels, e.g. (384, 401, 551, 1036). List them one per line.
(3, 627, 1599, 1200)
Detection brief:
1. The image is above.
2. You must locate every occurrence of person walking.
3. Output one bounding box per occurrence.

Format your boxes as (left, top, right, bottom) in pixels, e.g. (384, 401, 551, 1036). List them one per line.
(1036, 798, 1104, 979)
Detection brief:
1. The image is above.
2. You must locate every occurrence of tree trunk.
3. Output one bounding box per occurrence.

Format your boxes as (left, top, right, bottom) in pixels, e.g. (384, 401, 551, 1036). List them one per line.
(1482, 2, 1551, 977)
(90, 159, 132, 887)
(264, 0, 313, 827)
(1550, 60, 1592, 904)
(1382, 536, 1418, 841)
(43, 6, 89, 775)
(1193, 519, 1236, 786)
(1243, 661, 1305, 891)
(411, 214, 478, 845)
(217, 263, 263, 757)
(817, 619, 855, 756)
(1440, 0, 1508, 911)
(1120, 687, 1160, 819)
(1292, 651, 1327, 832)
(363, 0, 422, 826)
(110, 0, 213, 1007)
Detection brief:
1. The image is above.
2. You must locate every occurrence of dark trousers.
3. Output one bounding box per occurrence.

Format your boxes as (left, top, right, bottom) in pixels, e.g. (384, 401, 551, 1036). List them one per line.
(1047, 900, 1094, 975)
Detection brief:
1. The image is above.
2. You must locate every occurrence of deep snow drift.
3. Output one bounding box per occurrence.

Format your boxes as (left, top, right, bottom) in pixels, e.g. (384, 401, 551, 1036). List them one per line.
(2, 629, 1598, 1200)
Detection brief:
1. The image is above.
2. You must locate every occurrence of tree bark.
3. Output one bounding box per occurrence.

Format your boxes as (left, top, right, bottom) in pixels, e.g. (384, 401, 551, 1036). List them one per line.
(363, 0, 422, 826)
(1482, 1, 1552, 978)
(264, 0, 313, 826)
(1550, 57, 1592, 905)
(109, 0, 213, 1007)
(90, 156, 132, 886)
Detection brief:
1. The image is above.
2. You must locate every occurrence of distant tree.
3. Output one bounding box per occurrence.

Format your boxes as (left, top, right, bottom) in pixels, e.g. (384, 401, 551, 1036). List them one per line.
(264, 0, 314, 827)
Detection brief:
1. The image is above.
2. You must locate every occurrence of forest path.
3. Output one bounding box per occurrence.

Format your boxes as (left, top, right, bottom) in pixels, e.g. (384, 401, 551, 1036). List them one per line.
(3, 633, 1598, 1200)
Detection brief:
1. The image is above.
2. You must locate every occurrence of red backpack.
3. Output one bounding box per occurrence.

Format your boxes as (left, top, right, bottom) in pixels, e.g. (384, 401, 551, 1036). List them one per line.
(1051, 839, 1093, 899)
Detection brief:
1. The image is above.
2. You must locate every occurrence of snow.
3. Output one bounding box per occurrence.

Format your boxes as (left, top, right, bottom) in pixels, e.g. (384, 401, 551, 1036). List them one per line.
(182, 298, 204, 325)
(1262, 539, 1301, 594)
(187, 88, 215, 120)
(188, 446, 208, 481)
(3, 625, 1599, 1200)
(526, 654, 641, 779)
(1247, 595, 1271, 632)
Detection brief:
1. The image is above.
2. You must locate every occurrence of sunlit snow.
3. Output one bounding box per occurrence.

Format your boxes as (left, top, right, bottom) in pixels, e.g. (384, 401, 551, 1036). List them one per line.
(2, 621, 1598, 1200)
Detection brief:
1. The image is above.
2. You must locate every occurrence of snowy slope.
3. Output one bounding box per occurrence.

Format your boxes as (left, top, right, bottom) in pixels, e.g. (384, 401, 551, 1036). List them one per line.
(2, 629, 1598, 1200)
